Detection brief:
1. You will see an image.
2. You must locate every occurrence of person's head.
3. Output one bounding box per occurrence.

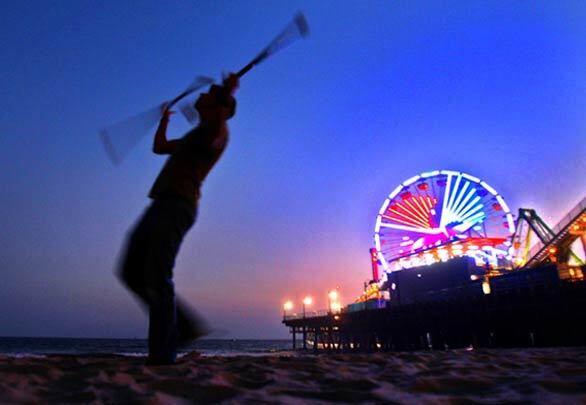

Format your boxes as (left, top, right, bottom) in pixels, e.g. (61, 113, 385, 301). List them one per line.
(194, 84, 236, 123)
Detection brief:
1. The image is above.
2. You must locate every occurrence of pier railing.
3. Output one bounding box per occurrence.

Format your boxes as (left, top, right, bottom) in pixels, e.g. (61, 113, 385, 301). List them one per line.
(284, 309, 330, 321)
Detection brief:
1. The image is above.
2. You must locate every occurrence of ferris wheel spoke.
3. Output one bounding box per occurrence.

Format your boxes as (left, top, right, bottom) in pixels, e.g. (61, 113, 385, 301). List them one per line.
(385, 206, 429, 228)
(460, 205, 485, 223)
(379, 233, 411, 241)
(451, 181, 471, 217)
(379, 222, 442, 235)
(383, 212, 428, 229)
(439, 174, 453, 229)
(454, 213, 485, 232)
(457, 196, 483, 220)
(402, 199, 427, 224)
(382, 246, 401, 254)
(411, 196, 430, 221)
(453, 188, 477, 218)
(445, 174, 462, 223)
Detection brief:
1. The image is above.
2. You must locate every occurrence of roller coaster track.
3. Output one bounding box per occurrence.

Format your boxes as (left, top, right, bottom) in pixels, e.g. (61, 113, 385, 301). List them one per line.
(523, 196, 586, 268)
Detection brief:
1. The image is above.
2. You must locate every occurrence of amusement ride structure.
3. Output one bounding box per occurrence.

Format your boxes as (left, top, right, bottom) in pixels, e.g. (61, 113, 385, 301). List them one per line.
(374, 170, 515, 273)
(372, 169, 585, 284)
(283, 169, 586, 351)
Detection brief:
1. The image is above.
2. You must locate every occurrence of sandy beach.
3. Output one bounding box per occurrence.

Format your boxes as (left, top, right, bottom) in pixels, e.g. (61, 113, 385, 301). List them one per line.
(1, 348, 586, 403)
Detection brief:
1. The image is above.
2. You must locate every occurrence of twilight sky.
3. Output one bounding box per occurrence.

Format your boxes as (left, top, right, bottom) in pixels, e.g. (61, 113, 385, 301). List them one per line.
(1, 1, 585, 339)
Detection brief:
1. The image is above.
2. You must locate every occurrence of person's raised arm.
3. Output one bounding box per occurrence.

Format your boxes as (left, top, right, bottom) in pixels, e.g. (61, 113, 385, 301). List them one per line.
(223, 73, 239, 96)
(153, 107, 180, 155)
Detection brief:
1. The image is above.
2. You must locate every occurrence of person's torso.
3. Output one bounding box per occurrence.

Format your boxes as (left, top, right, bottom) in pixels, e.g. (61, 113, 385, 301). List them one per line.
(148, 124, 229, 205)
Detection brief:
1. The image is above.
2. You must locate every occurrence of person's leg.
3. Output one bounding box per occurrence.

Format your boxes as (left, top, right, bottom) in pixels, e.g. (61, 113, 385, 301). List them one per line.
(142, 200, 195, 364)
(176, 298, 210, 347)
(118, 205, 156, 305)
(145, 273, 177, 364)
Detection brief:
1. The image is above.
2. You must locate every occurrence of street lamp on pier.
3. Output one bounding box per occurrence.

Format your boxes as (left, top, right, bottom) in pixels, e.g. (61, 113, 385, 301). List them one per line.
(328, 289, 339, 313)
(331, 301, 341, 314)
(283, 300, 293, 319)
(302, 296, 312, 318)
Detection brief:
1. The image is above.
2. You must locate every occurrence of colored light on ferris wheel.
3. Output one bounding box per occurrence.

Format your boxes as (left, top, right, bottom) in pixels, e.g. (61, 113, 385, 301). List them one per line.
(421, 170, 440, 178)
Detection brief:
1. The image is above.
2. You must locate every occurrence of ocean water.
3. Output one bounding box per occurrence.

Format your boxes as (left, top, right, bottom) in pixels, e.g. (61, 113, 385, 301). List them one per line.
(0, 337, 292, 357)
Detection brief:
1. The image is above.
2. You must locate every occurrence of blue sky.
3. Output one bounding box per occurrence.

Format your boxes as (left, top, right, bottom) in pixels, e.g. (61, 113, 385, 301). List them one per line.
(0, 1, 584, 338)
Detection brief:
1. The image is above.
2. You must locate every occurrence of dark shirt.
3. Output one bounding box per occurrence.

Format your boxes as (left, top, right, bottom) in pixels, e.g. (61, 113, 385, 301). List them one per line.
(148, 124, 228, 206)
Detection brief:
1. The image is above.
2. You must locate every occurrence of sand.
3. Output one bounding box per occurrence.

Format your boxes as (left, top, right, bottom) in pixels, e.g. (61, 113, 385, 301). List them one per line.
(1, 348, 586, 403)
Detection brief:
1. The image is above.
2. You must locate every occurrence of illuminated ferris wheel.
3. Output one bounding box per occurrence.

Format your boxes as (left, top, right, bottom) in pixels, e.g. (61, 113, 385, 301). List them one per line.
(374, 170, 515, 272)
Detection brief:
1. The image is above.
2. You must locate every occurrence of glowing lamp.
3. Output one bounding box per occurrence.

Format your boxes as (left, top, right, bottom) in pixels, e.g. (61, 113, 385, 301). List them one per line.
(303, 296, 312, 306)
(482, 280, 491, 295)
(328, 290, 338, 301)
(330, 302, 342, 313)
(283, 301, 293, 311)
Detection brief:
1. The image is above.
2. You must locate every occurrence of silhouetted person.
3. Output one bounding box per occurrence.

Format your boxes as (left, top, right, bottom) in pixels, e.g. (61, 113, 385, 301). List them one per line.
(118, 74, 239, 365)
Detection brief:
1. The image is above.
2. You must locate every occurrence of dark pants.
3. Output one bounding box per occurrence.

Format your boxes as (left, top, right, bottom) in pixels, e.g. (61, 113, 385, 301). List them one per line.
(118, 197, 196, 363)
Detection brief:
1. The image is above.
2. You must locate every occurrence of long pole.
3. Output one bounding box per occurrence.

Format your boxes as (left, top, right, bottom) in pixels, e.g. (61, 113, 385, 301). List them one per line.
(302, 303, 307, 349)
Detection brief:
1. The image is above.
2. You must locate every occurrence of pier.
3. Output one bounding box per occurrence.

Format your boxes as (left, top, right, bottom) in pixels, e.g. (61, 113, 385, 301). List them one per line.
(283, 265, 586, 351)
